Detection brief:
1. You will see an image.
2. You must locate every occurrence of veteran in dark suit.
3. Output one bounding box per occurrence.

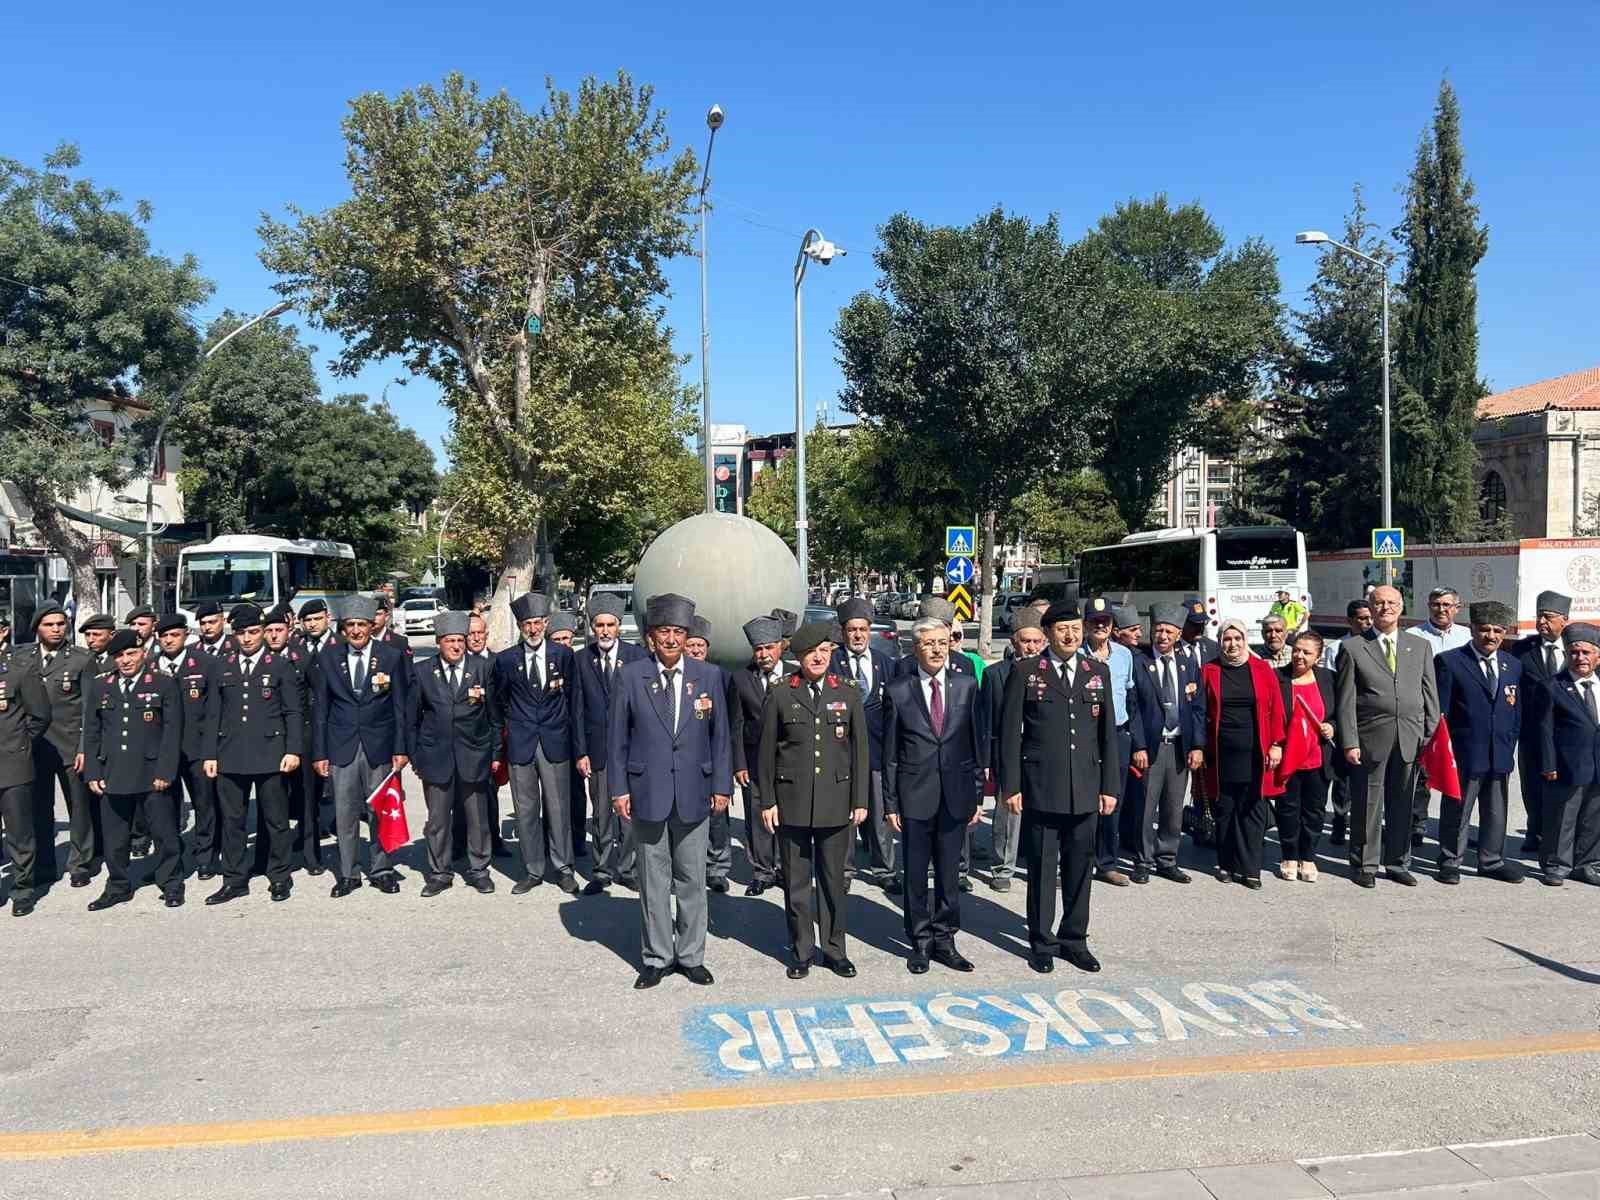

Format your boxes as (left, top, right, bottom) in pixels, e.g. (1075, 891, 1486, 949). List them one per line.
(147, 614, 223, 879)
(573, 593, 648, 894)
(729, 615, 790, 895)
(687, 615, 734, 894)
(1129, 603, 1207, 884)
(1509, 589, 1570, 855)
(286, 597, 338, 874)
(0, 643, 50, 915)
(23, 603, 99, 887)
(1531, 621, 1600, 886)
(759, 621, 868, 979)
(608, 594, 732, 990)
(1000, 601, 1120, 975)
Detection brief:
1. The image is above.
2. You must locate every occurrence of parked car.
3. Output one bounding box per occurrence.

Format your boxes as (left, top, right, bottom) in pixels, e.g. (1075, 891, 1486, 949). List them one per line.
(803, 605, 838, 628)
(870, 617, 903, 658)
(399, 596, 443, 635)
(897, 595, 924, 620)
(872, 592, 895, 617)
(994, 592, 1032, 632)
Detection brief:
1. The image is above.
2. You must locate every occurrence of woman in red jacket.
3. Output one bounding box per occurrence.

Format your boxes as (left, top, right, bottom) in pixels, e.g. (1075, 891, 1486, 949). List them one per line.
(1202, 618, 1286, 889)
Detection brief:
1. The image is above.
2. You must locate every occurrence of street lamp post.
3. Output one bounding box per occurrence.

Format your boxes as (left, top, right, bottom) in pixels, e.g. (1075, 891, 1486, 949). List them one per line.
(1296, 230, 1393, 582)
(699, 104, 724, 513)
(792, 229, 844, 586)
(142, 299, 293, 607)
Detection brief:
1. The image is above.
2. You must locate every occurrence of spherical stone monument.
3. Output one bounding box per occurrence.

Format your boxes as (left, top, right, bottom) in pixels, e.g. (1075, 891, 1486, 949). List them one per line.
(632, 512, 805, 670)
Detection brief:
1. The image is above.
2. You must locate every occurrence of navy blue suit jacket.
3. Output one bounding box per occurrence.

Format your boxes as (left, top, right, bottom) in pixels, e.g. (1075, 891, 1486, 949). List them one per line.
(571, 641, 648, 771)
(1533, 668, 1600, 787)
(493, 641, 577, 765)
(607, 655, 733, 824)
(881, 669, 986, 821)
(1436, 644, 1521, 778)
(313, 639, 410, 767)
(830, 644, 892, 770)
(409, 654, 503, 785)
(1130, 647, 1206, 756)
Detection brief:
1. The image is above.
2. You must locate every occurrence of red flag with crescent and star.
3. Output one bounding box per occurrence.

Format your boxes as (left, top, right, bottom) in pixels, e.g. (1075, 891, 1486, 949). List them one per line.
(367, 767, 412, 853)
(1417, 720, 1463, 802)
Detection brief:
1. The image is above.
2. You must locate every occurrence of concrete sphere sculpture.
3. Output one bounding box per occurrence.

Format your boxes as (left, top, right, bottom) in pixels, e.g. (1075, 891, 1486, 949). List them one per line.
(632, 512, 805, 670)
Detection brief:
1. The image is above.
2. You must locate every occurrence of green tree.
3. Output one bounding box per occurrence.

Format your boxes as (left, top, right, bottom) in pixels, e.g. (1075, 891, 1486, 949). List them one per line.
(259, 71, 697, 644)
(1006, 470, 1127, 566)
(1391, 79, 1489, 540)
(0, 145, 209, 613)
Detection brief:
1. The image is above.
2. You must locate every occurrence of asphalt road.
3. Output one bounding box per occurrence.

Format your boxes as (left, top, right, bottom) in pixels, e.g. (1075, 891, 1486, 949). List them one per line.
(4, 766, 1599, 1199)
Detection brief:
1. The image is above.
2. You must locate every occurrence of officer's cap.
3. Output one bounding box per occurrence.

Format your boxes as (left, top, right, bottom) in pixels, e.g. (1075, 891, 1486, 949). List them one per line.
(647, 593, 695, 631)
(548, 612, 579, 635)
(1112, 604, 1141, 630)
(1150, 602, 1188, 631)
(156, 613, 188, 634)
(1084, 596, 1114, 622)
(1537, 590, 1573, 618)
(229, 603, 265, 629)
(770, 608, 799, 637)
(339, 596, 376, 625)
(789, 620, 835, 658)
(434, 611, 470, 639)
(689, 615, 713, 642)
(743, 616, 783, 648)
(511, 592, 551, 623)
(78, 613, 116, 633)
(1468, 601, 1515, 629)
(836, 598, 873, 625)
(125, 605, 155, 623)
(1042, 600, 1082, 626)
(587, 593, 624, 621)
(262, 605, 293, 628)
(920, 597, 956, 625)
(298, 598, 328, 618)
(106, 629, 141, 656)
(32, 603, 66, 630)
(1562, 622, 1600, 650)
(193, 600, 222, 619)
(1181, 595, 1208, 625)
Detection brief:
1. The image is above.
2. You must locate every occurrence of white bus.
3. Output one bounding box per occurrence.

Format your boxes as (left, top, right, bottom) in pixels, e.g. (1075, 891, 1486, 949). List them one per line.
(176, 535, 361, 624)
(1077, 525, 1308, 636)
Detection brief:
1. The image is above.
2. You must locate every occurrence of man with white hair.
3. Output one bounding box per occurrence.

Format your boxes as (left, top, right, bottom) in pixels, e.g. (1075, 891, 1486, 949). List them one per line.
(573, 593, 648, 894)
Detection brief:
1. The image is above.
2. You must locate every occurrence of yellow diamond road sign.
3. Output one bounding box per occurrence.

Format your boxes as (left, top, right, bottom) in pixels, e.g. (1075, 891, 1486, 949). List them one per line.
(948, 584, 973, 621)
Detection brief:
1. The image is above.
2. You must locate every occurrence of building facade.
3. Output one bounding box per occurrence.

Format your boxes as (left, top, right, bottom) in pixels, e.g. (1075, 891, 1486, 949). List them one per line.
(1474, 367, 1600, 539)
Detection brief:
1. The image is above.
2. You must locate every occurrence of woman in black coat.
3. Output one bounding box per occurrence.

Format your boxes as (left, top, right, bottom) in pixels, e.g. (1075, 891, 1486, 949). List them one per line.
(1274, 630, 1338, 882)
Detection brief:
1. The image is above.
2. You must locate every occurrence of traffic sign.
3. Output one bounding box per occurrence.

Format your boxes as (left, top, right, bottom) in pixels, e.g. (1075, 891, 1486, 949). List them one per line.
(947, 584, 974, 622)
(1372, 527, 1406, 559)
(945, 526, 976, 557)
(945, 556, 975, 586)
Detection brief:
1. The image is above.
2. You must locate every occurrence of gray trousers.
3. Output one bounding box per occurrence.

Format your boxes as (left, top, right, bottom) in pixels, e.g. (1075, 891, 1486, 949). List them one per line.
(636, 813, 709, 969)
(1439, 774, 1507, 872)
(1139, 742, 1188, 870)
(1543, 783, 1600, 879)
(1348, 739, 1416, 872)
(990, 787, 1022, 878)
(330, 753, 391, 880)
(588, 766, 636, 881)
(509, 747, 572, 881)
(707, 805, 732, 882)
(423, 776, 491, 880)
(854, 769, 897, 876)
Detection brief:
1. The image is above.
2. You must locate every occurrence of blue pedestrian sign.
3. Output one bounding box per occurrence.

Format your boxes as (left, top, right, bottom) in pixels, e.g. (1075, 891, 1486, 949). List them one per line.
(945, 525, 976, 557)
(1372, 527, 1406, 559)
(946, 556, 975, 586)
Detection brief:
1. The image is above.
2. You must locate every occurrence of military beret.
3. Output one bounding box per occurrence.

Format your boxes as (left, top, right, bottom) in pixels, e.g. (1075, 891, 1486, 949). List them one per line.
(156, 613, 188, 634)
(1112, 604, 1141, 629)
(229, 603, 265, 629)
(78, 613, 116, 633)
(1562, 622, 1600, 649)
(1536, 590, 1573, 618)
(689, 615, 713, 642)
(1042, 600, 1081, 626)
(837, 598, 873, 625)
(262, 605, 293, 627)
(548, 612, 580, 635)
(193, 600, 222, 619)
(1010, 609, 1042, 633)
(298, 598, 328, 618)
(770, 608, 799, 637)
(339, 595, 376, 624)
(1468, 601, 1516, 629)
(511, 592, 551, 623)
(743, 616, 783, 647)
(1150, 602, 1188, 631)
(106, 629, 141, 656)
(587, 593, 624, 621)
(920, 597, 956, 624)
(32, 603, 66, 630)
(789, 620, 835, 658)
(647, 593, 695, 631)
(1084, 596, 1114, 621)
(434, 610, 470, 638)
(125, 605, 155, 623)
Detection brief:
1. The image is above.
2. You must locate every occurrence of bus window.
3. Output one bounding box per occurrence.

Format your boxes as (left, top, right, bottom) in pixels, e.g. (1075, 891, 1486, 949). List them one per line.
(1080, 540, 1200, 594)
(1215, 530, 1300, 572)
(291, 553, 360, 594)
(179, 552, 273, 605)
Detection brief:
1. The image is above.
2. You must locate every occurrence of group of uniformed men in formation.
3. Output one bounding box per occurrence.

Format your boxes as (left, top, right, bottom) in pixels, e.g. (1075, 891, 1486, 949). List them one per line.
(0, 579, 1595, 988)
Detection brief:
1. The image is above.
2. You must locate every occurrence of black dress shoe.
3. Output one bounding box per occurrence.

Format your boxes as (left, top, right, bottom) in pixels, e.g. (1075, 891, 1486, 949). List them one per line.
(881, 872, 904, 893)
(1156, 865, 1191, 884)
(1061, 946, 1101, 973)
(1483, 863, 1523, 884)
(1215, 868, 1232, 883)
(421, 878, 451, 898)
(469, 875, 495, 894)
(196, 867, 217, 881)
(205, 884, 249, 906)
(991, 875, 1013, 892)
(744, 880, 767, 897)
(1029, 953, 1055, 974)
(582, 877, 611, 896)
(70, 872, 92, 888)
(634, 967, 665, 990)
(708, 877, 730, 894)
(1239, 876, 1263, 890)
(1542, 872, 1565, 887)
(1356, 870, 1377, 888)
(512, 876, 543, 895)
(822, 956, 857, 979)
(557, 871, 580, 895)
(12, 898, 36, 917)
(304, 862, 326, 877)
(330, 877, 362, 898)
(1575, 866, 1600, 887)
(1438, 867, 1461, 885)
(163, 891, 185, 909)
(270, 880, 292, 902)
(907, 954, 930, 975)
(931, 946, 975, 972)
(1131, 868, 1151, 885)
(88, 891, 131, 911)
(787, 958, 811, 980)
(679, 964, 714, 986)
(1385, 867, 1418, 887)
(373, 875, 401, 895)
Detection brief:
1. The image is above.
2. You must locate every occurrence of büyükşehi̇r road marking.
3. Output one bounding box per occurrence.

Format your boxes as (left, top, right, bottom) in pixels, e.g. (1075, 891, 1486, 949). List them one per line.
(4, 1030, 1600, 1161)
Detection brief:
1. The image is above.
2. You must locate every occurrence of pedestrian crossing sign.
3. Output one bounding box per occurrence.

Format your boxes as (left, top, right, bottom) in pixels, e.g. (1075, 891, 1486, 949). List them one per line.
(1372, 527, 1405, 559)
(945, 526, 976, 557)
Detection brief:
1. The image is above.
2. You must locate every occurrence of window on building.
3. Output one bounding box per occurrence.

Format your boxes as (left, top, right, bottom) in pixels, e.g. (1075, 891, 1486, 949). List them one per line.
(1479, 471, 1507, 524)
(91, 419, 115, 448)
(1184, 490, 1201, 509)
(1207, 464, 1232, 484)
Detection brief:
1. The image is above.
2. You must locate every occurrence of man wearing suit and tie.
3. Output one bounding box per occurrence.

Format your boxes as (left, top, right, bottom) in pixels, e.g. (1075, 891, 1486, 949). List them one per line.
(729, 615, 790, 896)
(883, 617, 985, 974)
(1130, 604, 1207, 885)
(832, 598, 896, 888)
(1335, 584, 1440, 889)
(312, 595, 410, 898)
(1510, 590, 1570, 856)
(573, 594, 648, 895)
(495, 592, 580, 895)
(412, 611, 502, 896)
(687, 616, 734, 895)
(1434, 601, 1524, 885)
(1531, 621, 1600, 887)
(608, 594, 732, 990)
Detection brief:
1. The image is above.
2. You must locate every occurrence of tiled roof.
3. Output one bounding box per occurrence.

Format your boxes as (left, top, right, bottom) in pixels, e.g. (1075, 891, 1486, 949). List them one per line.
(1477, 367, 1600, 419)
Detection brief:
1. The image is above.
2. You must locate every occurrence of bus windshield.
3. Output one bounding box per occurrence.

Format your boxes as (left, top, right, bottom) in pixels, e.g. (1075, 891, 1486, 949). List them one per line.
(1215, 529, 1300, 572)
(180, 552, 274, 605)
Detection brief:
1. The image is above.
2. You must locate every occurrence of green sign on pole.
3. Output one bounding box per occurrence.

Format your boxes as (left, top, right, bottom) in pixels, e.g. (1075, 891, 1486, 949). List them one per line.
(526, 315, 543, 336)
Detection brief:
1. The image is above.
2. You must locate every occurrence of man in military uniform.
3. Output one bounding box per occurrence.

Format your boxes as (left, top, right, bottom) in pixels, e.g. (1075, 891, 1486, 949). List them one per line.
(24, 603, 99, 887)
(192, 601, 235, 658)
(758, 621, 868, 979)
(573, 594, 646, 894)
(1001, 601, 1120, 975)
(291, 598, 338, 656)
(257, 606, 321, 876)
(125, 605, 157, 649)
(81, 630, 183, 909)
(287, 598, 336, 870)
(982, 611, 1046, 894)
(412, 611, 502, 896)
(79, 613, 116, 666)
(149, 614, 224, 879)
(0, 613, 10, 658)
(729, 616, 789, 896)
(0, 641, 50, 915)
(209, 604, 304, 905)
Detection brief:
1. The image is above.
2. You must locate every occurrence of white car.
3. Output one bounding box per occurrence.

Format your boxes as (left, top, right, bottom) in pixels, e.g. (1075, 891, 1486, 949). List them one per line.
(399, 597, 443, 635)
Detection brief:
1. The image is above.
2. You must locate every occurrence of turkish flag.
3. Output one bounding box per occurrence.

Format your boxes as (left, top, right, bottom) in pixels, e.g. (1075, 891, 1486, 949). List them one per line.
(1273, 693, 1324, 789)
(367, 767, 412, 854)
(491, 728, 510, 788)
(1417, 721, 1463, 802)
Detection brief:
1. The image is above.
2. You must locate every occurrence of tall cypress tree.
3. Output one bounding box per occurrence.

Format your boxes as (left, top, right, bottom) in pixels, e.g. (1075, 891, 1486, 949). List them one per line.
(1391, 80, 1489, 541)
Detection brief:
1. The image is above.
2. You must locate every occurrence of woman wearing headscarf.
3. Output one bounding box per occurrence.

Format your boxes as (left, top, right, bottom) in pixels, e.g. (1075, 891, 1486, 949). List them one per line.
(1272, 630, 1338, 882)
(1201, 617, 1286, 888)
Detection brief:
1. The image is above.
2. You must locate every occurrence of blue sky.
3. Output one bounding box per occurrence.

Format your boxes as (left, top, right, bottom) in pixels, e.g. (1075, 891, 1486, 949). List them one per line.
(8, 2, 1597, 466)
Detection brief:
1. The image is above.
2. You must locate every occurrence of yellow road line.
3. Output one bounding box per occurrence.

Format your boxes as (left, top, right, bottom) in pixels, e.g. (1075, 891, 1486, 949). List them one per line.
(5, 1030, 1599, 1162)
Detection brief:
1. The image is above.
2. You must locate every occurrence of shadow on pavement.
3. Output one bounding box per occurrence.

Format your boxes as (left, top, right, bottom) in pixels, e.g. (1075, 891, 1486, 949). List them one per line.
(1487, 938, 1600, 985)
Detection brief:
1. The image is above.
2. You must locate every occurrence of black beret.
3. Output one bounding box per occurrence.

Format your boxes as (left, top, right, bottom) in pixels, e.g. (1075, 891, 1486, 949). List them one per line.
(193, 600, 222, 619)
(262, 605, 293, 627)
(789, 620, 836, 658)
(32, 603, 66, 629)
(79, 614, 116, 633)
(1043, 600, 1082, 626)
(106, 629, 141, 656)
(229, 603, 264, 629)
(125, 605, 156, 623)
(156, 613, 188, 634)
(298, 598, 328, 618)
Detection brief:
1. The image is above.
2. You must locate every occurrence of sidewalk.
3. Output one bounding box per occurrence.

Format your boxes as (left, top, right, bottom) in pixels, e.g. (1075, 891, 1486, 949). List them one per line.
(881, 1133, 1600, 1199)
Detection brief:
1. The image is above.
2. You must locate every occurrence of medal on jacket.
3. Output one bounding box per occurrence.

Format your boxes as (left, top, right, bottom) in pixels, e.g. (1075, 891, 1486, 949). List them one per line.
(61, 669, 73, 695)
(1504, 684, 1517, 707)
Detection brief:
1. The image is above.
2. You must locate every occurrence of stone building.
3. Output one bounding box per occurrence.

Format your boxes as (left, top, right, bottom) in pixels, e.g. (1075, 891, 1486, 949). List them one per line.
(1474, 366, 1600, 538)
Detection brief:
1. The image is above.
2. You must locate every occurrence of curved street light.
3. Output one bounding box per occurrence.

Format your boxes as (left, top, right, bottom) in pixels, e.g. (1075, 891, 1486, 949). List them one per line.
(699, 104, 724, 513)
(792, 229, 844, 584)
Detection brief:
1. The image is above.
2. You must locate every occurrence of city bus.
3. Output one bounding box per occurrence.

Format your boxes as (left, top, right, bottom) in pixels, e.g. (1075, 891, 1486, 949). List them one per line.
(176, 535, 361, 625)
(1076, 525, 1308, 636)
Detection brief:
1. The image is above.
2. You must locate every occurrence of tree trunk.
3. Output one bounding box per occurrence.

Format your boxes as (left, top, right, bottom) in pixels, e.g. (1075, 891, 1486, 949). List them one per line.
(25, 496, 102, 621)
(978, 508, 996, 659)
(488, 531, 537, 652)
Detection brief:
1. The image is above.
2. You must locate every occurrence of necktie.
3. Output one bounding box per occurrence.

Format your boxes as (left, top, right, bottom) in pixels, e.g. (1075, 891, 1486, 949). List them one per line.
(165, 657, 178, 677)
(1585, 680, 1598, 724)
(810, 682, 821, 705)
(663, 668, 678, 731)
(853, 653, 867, 689)
(929, 676, 945, 737)
(761, 671, 770, 695)
(602, 652, 613, 686)
(1545, 644, 1557, 676)
(1162, 656, 1177, 712)
(1481, 655, 1495, 689)
(351, 651, 366, 693)
(41, 651, 54, 671)
(448, 664, 460, 692)
(527, 648, 542, 690)
(1384, 636, 1396, 674)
